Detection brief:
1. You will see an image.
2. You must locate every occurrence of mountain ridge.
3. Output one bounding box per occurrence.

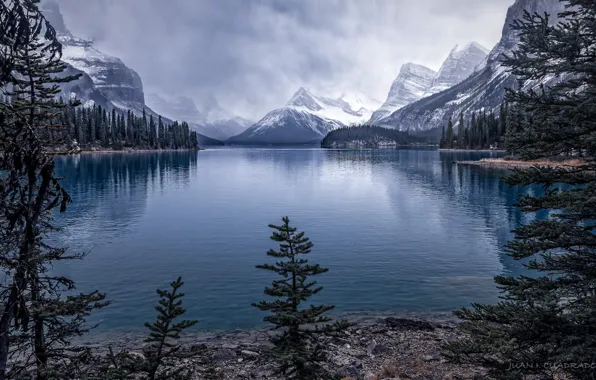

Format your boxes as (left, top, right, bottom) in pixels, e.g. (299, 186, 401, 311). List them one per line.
(369, 42, 488, 126)
(375, 0, 565, 134)
(227, 87, 380, 144)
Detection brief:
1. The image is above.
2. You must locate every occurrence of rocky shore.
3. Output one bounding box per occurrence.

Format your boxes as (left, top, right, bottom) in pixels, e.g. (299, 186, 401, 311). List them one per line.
(456, 157, 585, 169)
(83, 316, 484, 380)
(46, 146, 202, 155)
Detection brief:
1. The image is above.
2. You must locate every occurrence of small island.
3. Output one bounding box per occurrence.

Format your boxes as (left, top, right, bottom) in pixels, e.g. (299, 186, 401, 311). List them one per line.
(321, 125, 434, 149)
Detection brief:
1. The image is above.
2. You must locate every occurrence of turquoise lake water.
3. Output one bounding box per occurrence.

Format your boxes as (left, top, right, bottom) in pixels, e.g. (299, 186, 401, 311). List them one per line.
(53, 148, 538, 334)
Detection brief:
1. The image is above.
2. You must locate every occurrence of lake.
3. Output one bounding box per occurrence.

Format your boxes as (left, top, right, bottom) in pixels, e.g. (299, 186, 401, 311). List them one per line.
(53, 148, 537, 334)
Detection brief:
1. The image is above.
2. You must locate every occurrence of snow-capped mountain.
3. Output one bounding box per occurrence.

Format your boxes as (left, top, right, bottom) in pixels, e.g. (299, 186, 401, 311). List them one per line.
(423, 42, 489, 96)
(227, 88, 379, 144)
(284, 87, 381, 126)
(375, 0, 564, 134)
(368, 64, 437, 124)
(146, 93, 253, 140)
(41, 0, 149, 115)
(368, 42, 488, 125)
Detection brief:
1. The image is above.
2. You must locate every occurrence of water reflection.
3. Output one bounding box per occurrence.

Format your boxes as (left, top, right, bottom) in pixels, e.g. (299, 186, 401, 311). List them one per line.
(50, 148, 537, 331)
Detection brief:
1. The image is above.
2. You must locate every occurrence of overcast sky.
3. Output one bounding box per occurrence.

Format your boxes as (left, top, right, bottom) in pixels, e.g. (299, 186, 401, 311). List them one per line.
(57, 0, 514, 120)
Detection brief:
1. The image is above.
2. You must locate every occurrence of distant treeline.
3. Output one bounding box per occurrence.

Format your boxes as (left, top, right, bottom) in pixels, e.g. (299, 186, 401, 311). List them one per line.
(1, 95, 199, 151)
(440, 103, 508, 150)
(321, 125, 432, 148)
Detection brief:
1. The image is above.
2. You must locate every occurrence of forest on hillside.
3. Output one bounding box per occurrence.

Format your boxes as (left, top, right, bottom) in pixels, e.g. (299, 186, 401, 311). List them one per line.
(440, 103, 509, 150)
(321, 125, 433, 148)
(0, 96, 199, 153)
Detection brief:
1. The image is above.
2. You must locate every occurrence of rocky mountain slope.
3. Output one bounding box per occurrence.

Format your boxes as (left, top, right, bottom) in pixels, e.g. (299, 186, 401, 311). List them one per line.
(368, 64, 437, 124)
(375, 0, 565, 135)
(146, 94, 253, 140)
(41, 0, 232, 146)
(41, 0, 148, 114)
(369, 42, 488, 125)
(227, 88, 380, 144)
(424, 42, 489, 96)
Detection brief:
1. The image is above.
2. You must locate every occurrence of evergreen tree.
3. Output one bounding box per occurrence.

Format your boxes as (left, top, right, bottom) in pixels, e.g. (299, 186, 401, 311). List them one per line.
(252, 217, 349, 379)
(0, 31, 107, 379)
(457, 112, 465, 149)
(443, 2, 596, 379)
(158, 116, 165, 149)
(100, 277, 200, 380)
(446, 118, 454, 149)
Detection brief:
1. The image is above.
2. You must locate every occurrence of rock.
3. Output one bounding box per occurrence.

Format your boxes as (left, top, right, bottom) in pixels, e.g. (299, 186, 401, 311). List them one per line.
(385, 317, 435, 331)
(213, 348, 237, 361)
(332, 336, 350, 346)
(241, 349, 260, 358)
(336, 365, 360, 378)
(250, 366, 273, 378)
(367, 340, 390, 356)
(222, 343, 239, 350)
(354, 351, 368, 359)
(423, 353, 441, 362)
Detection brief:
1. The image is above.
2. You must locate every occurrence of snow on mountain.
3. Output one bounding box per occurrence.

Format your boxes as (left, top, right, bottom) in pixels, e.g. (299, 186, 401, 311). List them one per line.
(227, 108, 343, 145)
(285, 87, 381, 126)
(376, 0, 565, 134)
(368, 63, 437, 124)
(42, 0, 148, 115)
(227, 88, 378, 144)
(423, 42, 489, 96)
(368, 43, 488, 126)
(145, 93, 252, 140)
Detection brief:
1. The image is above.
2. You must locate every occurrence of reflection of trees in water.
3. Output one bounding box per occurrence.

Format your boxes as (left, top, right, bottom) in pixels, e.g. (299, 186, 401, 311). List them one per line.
(53, 152, 198, 245)
(323, 149, 538, 276)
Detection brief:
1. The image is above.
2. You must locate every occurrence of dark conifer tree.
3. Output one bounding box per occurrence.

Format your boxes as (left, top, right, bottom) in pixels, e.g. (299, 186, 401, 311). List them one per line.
(446, 118, 454, 149)
(253, 217, 349, 379)
(457, 112, 465, 149)
(443, 2, 596, 379)
(0, 31, 107, 379)
(99, 277, 200, 380)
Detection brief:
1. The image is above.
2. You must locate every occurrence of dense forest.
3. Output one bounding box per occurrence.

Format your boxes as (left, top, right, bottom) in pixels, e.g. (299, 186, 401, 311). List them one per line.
(439, 103, 508, 150)
(321, 125, 433, 148)
(0, 95, 200, 152)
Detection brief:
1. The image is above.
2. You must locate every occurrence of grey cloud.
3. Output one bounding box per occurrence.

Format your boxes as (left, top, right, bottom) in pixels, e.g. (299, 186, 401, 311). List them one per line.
(57, 0, 514, 121)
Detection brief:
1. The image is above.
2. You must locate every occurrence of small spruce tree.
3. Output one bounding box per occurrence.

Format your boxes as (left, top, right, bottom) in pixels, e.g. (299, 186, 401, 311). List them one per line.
(253, 216, 349, 380)
(101, 277, 200, 380)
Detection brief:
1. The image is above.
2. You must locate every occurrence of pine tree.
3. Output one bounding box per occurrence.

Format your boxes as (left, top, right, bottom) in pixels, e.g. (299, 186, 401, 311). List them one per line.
(252, 217, 349, 379)
(458, 112, 465, 149)
(0, 0, 60, 85)
(446, 118, 454, 149)
(100, 277, 200, 380)
(443, 2, 596, 379)
(158, 116, 165, 149)
(0, 31, 107, 379)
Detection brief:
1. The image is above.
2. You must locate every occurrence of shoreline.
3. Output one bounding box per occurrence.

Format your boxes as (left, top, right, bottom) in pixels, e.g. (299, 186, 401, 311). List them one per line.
(47, 147, 202, 156)
(456, 157, 585, 169)
(439, 148, 506, 153)
(74, 313, 478, 380)
(78, 311, 459, 349)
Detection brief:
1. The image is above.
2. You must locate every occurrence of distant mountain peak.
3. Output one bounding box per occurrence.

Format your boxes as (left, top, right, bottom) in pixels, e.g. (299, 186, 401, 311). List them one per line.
(422, 41, 489, 96)
(452, 41, 489, 55)
(286, 87, 323, 110)
(400, 62, 436, 75)
(374, 0, 565, 135)
(368, 63, 436, 124)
